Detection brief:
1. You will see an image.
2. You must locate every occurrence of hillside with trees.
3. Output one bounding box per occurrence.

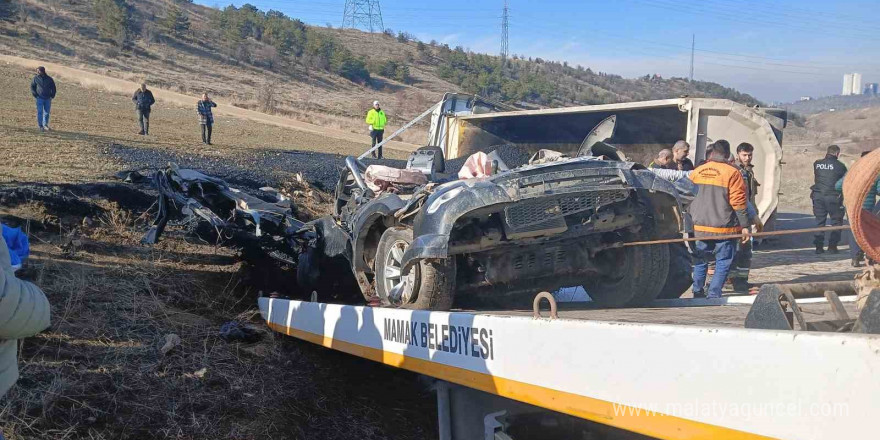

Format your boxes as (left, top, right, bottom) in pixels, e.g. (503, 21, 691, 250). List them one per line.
(0, 0, 760, 140)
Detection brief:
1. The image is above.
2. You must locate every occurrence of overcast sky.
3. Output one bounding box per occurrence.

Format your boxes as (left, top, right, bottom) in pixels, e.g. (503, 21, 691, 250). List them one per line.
(197, 0, 880, 103)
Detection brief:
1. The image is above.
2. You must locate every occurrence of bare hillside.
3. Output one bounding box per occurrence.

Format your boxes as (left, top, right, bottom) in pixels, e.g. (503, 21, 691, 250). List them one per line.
(0, 0, 760, 144)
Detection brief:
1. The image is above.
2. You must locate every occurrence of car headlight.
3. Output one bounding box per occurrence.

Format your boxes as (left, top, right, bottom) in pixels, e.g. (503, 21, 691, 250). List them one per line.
(426, 186, 464, 214)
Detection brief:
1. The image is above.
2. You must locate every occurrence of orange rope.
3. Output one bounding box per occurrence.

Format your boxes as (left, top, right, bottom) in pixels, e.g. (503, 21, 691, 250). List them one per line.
(843, 149, 880, 262)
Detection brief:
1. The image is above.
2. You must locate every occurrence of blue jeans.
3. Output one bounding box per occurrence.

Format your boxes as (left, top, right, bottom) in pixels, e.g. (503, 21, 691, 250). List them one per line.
(36, 97, 52, 128)
(692, 239, 738, 298)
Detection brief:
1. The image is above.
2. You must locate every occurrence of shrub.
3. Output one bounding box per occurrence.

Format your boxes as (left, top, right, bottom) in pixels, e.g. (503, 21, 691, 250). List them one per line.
(0, 0, 16, 22)
(93, 0, 129, 48)
(162, 5, 190, 38)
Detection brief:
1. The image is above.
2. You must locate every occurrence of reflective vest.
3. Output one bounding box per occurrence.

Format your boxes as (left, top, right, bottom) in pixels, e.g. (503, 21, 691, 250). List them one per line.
(366, 108, 387, 131)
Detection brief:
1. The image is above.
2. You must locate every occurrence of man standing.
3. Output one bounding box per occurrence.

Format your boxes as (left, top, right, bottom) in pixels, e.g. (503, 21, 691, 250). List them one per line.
(730, 142, 761, 291)
(648, 149, 673, 169)
(197, 93, 217, 145)
(132, 83, 156, 135)
(365, 100, 387, 159)
(672, 140, 695, 171)
(689, 140, 751, 299)
(811, 145, 847, 254)
(30, 66, 56, 132)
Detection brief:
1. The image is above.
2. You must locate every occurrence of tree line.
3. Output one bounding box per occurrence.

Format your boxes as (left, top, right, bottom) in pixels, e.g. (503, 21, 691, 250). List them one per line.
(0, 0, 760, 108)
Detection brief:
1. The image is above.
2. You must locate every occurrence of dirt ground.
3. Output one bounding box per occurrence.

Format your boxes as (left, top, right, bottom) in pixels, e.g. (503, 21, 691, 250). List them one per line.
(0, 64, 436, 439)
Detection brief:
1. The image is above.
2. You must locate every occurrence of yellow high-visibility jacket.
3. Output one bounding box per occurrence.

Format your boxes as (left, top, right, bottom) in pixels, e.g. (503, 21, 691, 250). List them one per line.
(366, 108, 387, 131)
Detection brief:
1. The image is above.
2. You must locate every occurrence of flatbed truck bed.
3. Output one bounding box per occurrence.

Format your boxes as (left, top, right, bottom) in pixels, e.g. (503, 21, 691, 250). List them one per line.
(260, 294, 877, 440)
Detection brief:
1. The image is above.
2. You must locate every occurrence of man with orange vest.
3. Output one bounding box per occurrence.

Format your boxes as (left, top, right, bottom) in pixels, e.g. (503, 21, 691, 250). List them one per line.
(689, 140, 752, 299)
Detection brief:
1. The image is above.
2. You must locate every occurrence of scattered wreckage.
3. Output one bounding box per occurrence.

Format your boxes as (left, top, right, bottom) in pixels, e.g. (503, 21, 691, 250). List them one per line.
(127, 165, 304, 265)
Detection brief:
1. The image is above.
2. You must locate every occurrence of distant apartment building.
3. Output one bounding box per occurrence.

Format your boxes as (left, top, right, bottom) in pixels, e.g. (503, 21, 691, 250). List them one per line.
(865, 83, 879, 96)
(842, 73, 864, 95)
(799, 96, 812, 101)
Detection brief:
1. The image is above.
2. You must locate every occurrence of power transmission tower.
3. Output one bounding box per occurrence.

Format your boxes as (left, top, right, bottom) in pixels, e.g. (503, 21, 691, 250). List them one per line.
(689, 34, 695, 85)
(500, 0, 509, 58)
(342, 0, 384, 33)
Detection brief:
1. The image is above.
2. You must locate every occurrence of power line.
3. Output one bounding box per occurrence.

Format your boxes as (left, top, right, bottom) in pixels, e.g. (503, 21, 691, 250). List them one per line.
(624, 0, 880, 42)
(342, 0, 383, 32)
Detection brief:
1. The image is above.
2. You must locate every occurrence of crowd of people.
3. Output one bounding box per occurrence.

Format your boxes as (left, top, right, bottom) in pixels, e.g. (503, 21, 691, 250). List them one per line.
(28, 67, 219, 144)
(647, 137, 878, 297)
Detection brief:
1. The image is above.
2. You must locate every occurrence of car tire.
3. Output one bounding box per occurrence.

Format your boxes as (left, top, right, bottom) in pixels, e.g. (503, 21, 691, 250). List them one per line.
(375, 227, 456, 310)
(656, 243, 693, 299)
(585, 243, 670, 307)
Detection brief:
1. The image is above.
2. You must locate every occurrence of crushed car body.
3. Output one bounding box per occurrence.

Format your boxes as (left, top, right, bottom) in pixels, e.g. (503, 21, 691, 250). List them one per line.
(299, 114, 696, 310)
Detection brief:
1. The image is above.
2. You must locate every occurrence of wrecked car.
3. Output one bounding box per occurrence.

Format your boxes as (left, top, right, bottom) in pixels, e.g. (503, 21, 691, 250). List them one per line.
(298, 115, 695, 310)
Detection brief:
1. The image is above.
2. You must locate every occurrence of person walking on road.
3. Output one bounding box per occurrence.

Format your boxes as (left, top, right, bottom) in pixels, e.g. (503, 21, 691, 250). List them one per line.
(730, 142, 761, 292)
(365, 100, 387, 159)
(689, 140, 751, 299)
(648, 149, 673, 169)
(30, 66, 56, 132)
(811, 145, 847, 254)
(672, 140, 695, 171)
(132, 83, 156, 136)
(198, 93, 217, 145)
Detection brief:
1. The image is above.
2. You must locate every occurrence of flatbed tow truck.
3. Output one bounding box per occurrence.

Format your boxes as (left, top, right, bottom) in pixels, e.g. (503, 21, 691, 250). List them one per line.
(254, 95, 880, 439)
(259, 283, 879, 439)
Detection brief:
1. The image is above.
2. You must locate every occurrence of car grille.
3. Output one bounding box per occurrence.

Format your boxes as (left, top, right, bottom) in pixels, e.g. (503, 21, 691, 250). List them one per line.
(504, 190, 631, 230)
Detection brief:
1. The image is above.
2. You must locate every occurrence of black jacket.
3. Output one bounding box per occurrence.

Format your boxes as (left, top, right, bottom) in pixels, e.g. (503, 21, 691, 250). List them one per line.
(30, 74, 56, 100)
(811, 154, 847, 195)
(132, 89, 156, 111)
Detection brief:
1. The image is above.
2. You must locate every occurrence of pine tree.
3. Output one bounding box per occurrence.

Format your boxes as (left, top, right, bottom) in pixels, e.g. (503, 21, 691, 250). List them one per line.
(162, 5, 190, 38)
(93, 0, 129, 48)
(0, 0, 17, 22)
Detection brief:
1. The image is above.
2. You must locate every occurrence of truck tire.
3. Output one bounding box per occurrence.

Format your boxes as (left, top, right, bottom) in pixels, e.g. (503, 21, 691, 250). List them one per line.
(656, 243, 693, 299)
(585, 243, 670, 307)
(375, 227, 456, 310)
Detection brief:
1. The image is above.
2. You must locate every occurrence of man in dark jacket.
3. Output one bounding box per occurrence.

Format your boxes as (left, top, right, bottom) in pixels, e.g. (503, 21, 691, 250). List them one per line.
(730, 142, 761, 291)
(30, 66, 56, 132)
(197, 93, 217, 145)
(811, 145, 847, 254)
(671, 140, 695, 171)
(132, 83, 156, 135)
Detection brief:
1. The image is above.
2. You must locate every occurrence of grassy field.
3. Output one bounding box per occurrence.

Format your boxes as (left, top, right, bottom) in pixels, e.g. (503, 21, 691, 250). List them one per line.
(0, 62, 405, 184)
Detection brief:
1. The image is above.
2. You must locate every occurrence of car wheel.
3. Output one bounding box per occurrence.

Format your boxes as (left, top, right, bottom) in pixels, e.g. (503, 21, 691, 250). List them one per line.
(656, 243, 692, 299)
(585, 243, 670, 307)
(375, 227, 456, 310)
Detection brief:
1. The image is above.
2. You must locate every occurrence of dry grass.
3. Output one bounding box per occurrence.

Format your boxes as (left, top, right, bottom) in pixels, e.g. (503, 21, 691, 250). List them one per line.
(0, 186, 436, 440)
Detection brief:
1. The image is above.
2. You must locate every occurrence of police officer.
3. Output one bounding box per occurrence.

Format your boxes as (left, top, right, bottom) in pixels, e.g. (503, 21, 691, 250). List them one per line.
(811, 145, 847, 254)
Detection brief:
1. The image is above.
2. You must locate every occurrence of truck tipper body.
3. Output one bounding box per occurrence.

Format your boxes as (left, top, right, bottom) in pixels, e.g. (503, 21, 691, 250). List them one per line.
(427, 95, 786, 227)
